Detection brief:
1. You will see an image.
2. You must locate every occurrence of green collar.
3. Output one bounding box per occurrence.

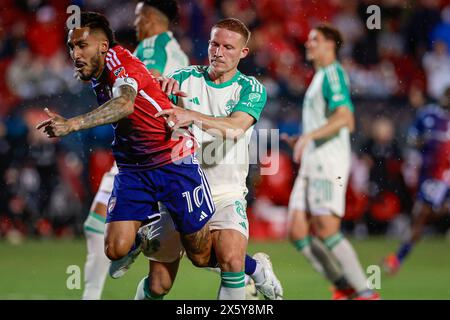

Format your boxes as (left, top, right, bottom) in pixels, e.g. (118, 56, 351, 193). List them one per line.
(204, 67, 241, 88)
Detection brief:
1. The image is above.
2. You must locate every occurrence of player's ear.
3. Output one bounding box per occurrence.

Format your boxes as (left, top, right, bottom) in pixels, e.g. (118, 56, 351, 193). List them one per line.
(240, 47, 249, 59)
(100, 40, 109, 54)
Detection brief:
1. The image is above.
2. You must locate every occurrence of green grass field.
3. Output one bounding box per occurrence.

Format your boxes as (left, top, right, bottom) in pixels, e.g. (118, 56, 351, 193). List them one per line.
(1, 237, 449, 300)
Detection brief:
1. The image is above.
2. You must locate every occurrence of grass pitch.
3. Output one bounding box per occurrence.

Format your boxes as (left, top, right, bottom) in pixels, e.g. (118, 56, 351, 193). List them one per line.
(1, 237, 449, 299)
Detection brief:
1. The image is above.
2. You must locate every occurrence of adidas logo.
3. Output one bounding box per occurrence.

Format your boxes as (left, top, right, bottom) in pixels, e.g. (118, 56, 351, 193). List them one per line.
(199, 211, 208, 221)
(189, 97, 200, 105)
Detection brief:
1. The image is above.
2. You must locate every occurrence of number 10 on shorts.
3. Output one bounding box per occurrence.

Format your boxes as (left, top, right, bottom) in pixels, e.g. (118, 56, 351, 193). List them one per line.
(182, 186, 204, 213)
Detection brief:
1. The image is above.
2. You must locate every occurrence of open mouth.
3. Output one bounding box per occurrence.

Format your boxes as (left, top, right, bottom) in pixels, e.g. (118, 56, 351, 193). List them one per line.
(75, 61, 86, 71)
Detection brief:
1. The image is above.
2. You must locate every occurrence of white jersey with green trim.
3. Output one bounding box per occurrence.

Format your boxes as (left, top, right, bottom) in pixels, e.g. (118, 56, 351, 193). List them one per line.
(169, 66, 267, 205)
(133, 31, 188, 75)
(300, 61, 354, 180)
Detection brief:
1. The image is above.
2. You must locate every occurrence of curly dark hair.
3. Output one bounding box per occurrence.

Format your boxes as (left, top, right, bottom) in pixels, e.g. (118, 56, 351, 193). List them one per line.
(79, 11, 117, 47)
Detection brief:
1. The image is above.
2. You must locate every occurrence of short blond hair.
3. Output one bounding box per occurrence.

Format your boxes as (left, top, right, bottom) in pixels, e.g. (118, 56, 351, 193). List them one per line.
(213, 18, 251, 46)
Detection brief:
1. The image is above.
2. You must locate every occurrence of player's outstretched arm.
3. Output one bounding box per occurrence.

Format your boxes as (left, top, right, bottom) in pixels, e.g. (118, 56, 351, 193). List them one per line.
(156, 108, 254, 140)
(36, 85, 136, 138)
(292, 106, 354, 163)
(307, 105, 354, 141)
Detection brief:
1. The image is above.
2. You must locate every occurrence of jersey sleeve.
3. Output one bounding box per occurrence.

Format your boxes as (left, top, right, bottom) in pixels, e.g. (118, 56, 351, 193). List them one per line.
(232, 79, 267, 122)
(322, 66, 354, 113)
(166, 67, 191, 105)
(135, 33, 170, 75)
(106, 47, 152, 95)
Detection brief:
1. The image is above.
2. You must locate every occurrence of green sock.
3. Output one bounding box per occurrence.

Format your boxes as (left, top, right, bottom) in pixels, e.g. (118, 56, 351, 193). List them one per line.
(218, 271, 245, 300)
(292, 235, 312, 251)
(143, 277, 164, 300)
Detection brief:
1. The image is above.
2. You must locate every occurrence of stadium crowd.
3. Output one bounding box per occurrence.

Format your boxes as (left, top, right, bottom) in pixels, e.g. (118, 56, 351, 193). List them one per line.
(0, 0, 449, 240)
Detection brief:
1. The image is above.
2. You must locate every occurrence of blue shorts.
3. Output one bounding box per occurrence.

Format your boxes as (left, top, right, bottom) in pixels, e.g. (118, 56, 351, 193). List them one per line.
(417, 178, 449, 209)
(106, 155, 215, 234)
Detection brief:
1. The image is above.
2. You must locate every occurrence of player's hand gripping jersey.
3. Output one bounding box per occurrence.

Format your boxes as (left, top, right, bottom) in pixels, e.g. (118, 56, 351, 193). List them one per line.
(169, 66, 267, 207)
(91, 45, 195, 170)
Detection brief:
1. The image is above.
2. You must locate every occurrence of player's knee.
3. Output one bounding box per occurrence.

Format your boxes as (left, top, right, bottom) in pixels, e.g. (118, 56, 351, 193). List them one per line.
(187, 252, 210, 268)
(104, 239, 130, 260)
(149, 278, 173, 296)
(217, 252, 244, 272)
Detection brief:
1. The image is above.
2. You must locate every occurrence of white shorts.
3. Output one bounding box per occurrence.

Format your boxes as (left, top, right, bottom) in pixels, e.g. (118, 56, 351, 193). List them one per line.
(93, 163, 118, 205)
(209, 199, 249, 239)
(288, 174, 348, 217)
(141, 203, 184, 263)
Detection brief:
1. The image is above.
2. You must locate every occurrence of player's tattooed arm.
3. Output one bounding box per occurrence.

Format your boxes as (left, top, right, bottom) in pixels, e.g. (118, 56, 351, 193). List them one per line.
(36, 85, 136, 137)
(71, 85, 136, 131)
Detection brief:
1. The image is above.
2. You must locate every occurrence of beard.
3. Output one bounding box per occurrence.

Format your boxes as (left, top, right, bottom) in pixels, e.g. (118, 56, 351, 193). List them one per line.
(76, 50, 102, 81)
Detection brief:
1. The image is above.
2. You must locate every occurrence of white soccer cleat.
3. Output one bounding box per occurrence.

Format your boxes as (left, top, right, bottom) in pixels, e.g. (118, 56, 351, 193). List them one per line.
(109, 232, 144, 279)
(253, 252, 283, 300)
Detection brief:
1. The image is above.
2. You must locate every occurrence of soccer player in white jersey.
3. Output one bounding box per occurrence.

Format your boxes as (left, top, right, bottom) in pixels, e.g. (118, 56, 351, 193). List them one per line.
(286, 24, 380, 300)
(81, 0, 188, 300)
(141, 18, 283, 300)
(133, 0, 188, 76)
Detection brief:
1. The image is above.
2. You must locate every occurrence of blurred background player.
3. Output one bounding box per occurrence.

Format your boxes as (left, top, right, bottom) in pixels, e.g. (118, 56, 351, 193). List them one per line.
(81, 0, 188, 300)
(141, 17, 284, 300)
(286, 24, 379, 300)
(383, 87, 450, 275)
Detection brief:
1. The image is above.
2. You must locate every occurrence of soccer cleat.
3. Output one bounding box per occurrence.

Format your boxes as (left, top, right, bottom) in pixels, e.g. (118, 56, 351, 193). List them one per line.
(331, 287, 355, 300)
(109, 230, 145, 279)
(109, 244, 142, 279)
(352, 291, 381, 300)
(382, 253, 401, 275)
(245, 277, 260, 300)
(252, 252, 283, 300)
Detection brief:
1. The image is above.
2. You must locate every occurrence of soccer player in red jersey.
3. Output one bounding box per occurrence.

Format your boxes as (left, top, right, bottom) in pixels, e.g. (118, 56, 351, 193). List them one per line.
(36, 12, 215, 270)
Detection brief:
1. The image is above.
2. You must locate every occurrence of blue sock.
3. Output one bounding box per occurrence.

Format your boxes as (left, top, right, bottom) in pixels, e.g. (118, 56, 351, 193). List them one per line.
(397, 243, 412, 263)
(245, 254, 257, 275)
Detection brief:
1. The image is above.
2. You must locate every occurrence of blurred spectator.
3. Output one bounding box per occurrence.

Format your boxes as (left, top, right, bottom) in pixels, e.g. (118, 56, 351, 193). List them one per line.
(422, 40, 450, 100)
(431, 5, 450, 55)
(404, 0, 442, 58)
(333, 0, 365, 59)
(360, 117, 413, 232)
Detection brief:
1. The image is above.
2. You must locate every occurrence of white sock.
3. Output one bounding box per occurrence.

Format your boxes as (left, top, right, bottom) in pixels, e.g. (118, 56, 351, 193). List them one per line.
(135, 277, 147, 300)
(327, 233, 368, 293)
(82, 231, 110, 300)
(218, 271, 245, 300)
